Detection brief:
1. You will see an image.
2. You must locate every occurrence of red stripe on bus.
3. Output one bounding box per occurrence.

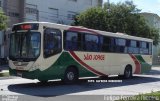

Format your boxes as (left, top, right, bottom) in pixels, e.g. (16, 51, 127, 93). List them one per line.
(69, 51, 107, 76)
(69, 27, 99, 35)
(129, 54, 141, 74)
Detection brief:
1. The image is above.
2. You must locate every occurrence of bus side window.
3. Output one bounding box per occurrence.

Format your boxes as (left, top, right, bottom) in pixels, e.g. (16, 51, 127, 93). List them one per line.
(85, 34, 99, 52)
(100, 36, 112, 52)
(64, 31, 78, 51)
(44, 28, 62, 58)
(140, 41, 149, 54)
(149, 43, 152, 55)
(128, 40, 139, 54)
(115, 38, 126, 53)
(99, 36, 103, 52)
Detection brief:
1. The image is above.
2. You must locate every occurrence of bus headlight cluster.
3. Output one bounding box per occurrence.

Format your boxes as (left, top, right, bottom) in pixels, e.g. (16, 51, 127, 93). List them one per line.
(30, 64, 40, 71)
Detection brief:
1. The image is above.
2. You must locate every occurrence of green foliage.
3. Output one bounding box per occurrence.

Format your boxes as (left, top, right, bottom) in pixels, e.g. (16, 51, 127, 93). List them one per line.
(73, 1, 159, 45)
(0, 8, 7, 30)
(117, 91, 160, 101)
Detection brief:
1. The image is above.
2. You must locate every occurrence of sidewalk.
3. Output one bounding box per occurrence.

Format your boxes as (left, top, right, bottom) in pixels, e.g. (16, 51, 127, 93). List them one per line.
(152, 65, 160, 68)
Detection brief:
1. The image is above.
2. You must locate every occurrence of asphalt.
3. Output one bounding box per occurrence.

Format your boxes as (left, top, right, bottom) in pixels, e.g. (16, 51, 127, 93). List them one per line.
(0, 64, 159, 71)
(0, 66, 160, 101)
(0, 67, 159, 101)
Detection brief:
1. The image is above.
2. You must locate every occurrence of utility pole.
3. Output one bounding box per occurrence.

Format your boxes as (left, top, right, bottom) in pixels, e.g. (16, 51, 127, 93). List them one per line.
(36, 10, 39, 21)
(107, 0, 110, 13)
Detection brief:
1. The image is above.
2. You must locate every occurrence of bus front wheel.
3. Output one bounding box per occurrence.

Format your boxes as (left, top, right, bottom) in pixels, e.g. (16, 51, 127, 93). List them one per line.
(38, 80, 48, 84)
(62, 67, 78, 84)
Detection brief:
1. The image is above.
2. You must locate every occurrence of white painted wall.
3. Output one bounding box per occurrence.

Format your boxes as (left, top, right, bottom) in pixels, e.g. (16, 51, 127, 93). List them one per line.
(25, 0, 101, 24)
(140, 13, 160, 65)
(0, 0, 3, 8)
(0, 31, 3, 45)
(0, 0, 5, 58)
(0, 31, 4, 58)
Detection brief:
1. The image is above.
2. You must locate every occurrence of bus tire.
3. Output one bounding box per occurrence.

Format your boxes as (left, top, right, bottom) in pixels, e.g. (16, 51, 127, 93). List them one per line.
(99, 76, 108, 79)
(38, 80, 48, 84)
(63, 67, 78, 84)
(123, 65, 132, 79)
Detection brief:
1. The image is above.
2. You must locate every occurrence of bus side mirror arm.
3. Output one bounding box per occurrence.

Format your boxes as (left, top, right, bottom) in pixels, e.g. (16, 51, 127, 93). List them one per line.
(7, 57, 9, 61)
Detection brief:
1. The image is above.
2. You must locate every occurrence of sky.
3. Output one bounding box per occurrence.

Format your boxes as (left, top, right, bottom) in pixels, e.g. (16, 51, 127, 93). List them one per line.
(103, 0, 160, 16)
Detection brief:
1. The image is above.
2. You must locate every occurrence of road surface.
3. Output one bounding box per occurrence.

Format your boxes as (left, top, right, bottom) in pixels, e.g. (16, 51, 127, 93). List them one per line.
(0, 67, 160, 101)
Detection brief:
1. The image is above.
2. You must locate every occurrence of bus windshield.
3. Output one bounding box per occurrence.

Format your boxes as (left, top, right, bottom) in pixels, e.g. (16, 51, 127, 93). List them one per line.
(9, 32, 41, 61)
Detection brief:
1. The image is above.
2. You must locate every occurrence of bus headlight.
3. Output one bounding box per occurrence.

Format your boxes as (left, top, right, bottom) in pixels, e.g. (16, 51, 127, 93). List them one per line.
(30, 64, 40, 71)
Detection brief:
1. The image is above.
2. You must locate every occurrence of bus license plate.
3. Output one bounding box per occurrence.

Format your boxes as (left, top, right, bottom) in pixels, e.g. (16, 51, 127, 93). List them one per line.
(17, 72, 22, 77)
(16, 67, 24, 70)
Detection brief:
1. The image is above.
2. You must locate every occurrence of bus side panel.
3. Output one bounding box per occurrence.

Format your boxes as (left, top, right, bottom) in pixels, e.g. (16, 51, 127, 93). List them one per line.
(135, 55, 152, 74)
(54, 51, 97, 78)
(30, 51, 97, 81)
(9, 53, 152, 81)
(105, 53, 135, 75)
(72, 52, 134, 75)
(9, 51, 97, 81)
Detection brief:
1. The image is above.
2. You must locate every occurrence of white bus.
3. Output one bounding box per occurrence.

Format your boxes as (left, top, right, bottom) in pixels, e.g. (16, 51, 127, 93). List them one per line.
(9, 22, 152, 83)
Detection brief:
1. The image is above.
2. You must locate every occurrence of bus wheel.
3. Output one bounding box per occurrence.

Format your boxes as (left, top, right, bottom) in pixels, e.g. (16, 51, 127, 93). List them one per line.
(123, 66, 132, 79)
(38, 80, 48, 84)
(63, 67, 78, 84)
(99, 76, 108, 79)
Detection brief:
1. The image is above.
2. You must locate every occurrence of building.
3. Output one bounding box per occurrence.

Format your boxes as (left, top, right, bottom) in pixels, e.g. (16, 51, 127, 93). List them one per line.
(0, 0, 3, 8)
(2, 0, 102, 27)
(4, 0, 25, 28)
(140, 12, 160, 65)
(0, 0, 103, 28)
(0, 0, 25, 28)
(0, 0, 26, 61)
(0, 0, 103, 60)
(24, 0, 103, 24)
(0, 0, 7, 60)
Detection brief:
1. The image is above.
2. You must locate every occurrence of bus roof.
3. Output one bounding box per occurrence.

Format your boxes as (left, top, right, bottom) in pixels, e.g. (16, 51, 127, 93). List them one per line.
(13, 22, 153, 42)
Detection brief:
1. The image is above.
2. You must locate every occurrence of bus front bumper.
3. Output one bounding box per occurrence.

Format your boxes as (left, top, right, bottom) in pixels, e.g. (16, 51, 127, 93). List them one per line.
(9, 68, 41, 80)
(9, 68, 61, 81)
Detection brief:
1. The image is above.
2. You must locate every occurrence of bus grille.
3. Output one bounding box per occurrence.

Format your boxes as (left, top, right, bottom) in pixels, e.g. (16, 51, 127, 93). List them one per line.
(13, 61, 29, 66)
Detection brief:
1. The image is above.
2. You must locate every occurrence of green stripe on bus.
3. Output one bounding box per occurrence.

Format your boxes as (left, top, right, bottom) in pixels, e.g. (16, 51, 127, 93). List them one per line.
(135, 55, 146, 62)
(135, 55, 151, 74)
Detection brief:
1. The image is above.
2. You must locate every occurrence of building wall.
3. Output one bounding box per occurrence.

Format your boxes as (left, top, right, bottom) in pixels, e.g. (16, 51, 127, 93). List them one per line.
(141, 13, 160, 30)
(0, 0, 25, 59)
(1, 0, 103, 27)
(0, 0, 3, 8)
(25, 0, 102, 24)
(0, 0, 5, 59)
(0, 31, 4, 58)
(3, 0, 25, 28)
(140, 13, 160, 65)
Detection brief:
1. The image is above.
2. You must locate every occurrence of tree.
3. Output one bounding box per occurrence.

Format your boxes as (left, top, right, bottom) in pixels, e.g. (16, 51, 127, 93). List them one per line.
(73, 1, 159, 45)
(0, 8, 7, 30)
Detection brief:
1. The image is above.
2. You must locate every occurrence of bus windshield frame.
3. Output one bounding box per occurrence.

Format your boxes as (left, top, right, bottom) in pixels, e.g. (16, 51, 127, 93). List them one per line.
(9, 31, 41, 62)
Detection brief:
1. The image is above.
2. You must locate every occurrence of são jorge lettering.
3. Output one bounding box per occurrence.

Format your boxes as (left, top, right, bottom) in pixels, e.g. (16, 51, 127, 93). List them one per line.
(84, 53, 105, 60)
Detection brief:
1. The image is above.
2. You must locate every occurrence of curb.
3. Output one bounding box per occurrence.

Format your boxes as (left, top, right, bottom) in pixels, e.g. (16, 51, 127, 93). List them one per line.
(0, 70, 9, 73)
(0, 70, 9, 78)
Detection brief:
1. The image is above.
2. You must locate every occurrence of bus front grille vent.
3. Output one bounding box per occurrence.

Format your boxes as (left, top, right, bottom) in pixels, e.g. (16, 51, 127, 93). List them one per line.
(13, 61, 29, 66)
